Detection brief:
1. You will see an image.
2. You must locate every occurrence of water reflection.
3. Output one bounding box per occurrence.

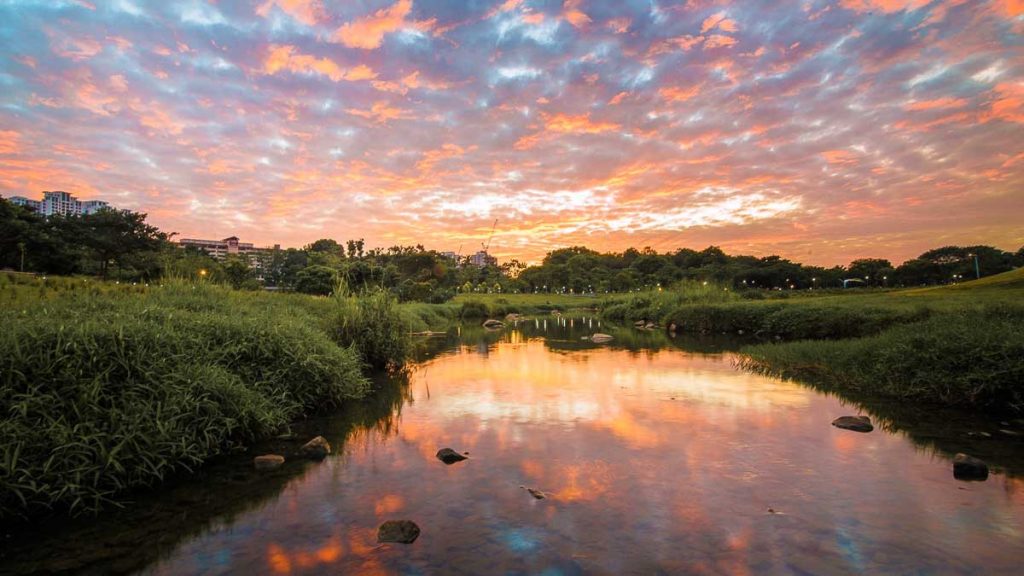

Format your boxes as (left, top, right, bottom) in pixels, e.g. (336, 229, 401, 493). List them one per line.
(2, 325, 1022, 575)
(150, 335, 1023, 574)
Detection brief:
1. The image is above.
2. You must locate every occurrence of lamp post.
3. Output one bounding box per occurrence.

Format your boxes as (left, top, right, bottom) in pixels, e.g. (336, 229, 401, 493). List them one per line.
(968, 253, 980, 279)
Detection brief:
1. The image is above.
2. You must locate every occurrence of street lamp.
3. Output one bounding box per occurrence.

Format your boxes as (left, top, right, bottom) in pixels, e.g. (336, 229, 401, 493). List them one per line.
(967, 253, 980, 279)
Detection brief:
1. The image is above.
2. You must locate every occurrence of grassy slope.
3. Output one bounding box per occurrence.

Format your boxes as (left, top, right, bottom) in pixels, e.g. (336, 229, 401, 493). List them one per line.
(738, 269, 1024, 414)
(0, 273, 409, 519)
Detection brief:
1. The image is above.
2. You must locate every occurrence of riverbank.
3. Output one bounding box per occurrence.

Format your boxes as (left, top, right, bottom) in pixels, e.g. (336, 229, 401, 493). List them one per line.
(456, 270, 1024, 415)
(0, 274, 410, 520)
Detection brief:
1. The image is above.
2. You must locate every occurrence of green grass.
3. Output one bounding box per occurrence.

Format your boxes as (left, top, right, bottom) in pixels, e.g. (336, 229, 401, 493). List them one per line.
(0, 274, 410, 519)
(723, 273, 1024, 415)
(740, 304, 1024, 414)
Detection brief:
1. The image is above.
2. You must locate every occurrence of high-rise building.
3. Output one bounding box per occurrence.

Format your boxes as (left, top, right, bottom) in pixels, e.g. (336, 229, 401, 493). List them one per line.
(469, 250, 497, 267)
(6, 191, 109, 216)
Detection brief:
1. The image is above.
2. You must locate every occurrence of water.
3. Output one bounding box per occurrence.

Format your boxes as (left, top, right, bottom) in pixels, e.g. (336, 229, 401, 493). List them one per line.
(3, 319, 1023, 575)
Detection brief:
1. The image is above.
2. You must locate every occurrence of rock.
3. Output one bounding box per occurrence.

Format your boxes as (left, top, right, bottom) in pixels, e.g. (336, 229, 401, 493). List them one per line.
(254, 454, 285, 471)
(998, 429, 1021, 437)
(953, 453, 989, 480)
(436, 448, 468, 464)
(482, 319, 505, 329)
(377, 520, 421, 544)
(505, 313, 521, 322)
(737, 329, 744, 335)
(551, 310, 562, 316)
(831, 415, 874, 433)
(590, 333, 614, 343)
(645, 322, 656, 329)
(668, 323, 677, 332)
(520, 486, 547, 499)
(300, 436, 331, 460)
(634, 320, 646, 327)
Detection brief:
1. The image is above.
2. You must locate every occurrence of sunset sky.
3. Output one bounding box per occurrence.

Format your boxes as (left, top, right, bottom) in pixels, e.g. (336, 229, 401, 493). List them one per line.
(1, 0, 1021, 266)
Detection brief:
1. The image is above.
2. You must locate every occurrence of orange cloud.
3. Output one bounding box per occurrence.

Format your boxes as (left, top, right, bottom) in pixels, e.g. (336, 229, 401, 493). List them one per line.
(416, 143, 468, 171)
(704, 34, 738, 49)
(0, 131, 19, 155)
(346, 101, 409, 124)
(335, 0, 436, 50)
(821, 149, 859, 164)
(982, 82, 1024, 123)
(701, 12, 738, 34)
(545, 112, 619, 134)
(904, 97, 967, 110)
(263, 44, 377, 82)
(563, 0, 591, 27)
(659, 85, 702, 103)
(839, 0, 931, 13)
(256, 0, 322, 26)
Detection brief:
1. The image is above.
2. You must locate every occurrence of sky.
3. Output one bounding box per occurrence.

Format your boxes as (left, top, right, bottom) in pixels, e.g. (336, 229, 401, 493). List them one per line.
(0, 0, 1022, 266)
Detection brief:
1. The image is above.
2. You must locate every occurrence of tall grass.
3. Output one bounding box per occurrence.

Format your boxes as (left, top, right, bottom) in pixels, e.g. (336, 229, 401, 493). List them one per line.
(0, 280, 412, 519)
(739, 304, 1024, 414)
(601, 281, 740, 323)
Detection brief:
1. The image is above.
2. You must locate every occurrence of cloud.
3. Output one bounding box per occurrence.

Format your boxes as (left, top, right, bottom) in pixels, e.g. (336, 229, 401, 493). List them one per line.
(262, 45, 377, 82)
(256, 0, 322, 27)
(335, 0, 436, 50)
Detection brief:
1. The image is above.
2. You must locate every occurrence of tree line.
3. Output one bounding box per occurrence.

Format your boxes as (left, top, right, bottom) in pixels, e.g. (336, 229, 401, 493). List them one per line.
(2, 197, 1021, 299)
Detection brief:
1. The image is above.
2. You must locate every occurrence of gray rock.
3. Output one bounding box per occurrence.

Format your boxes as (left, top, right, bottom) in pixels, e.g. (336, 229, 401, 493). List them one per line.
(831, 415, 874, 433)
(436, 447, 468, 464)
(953, 453, 989, 481)
(254, 454, 285, 471)
(377, 520, 421, 544)
(590, 333, 614, 343)
(482, 319, 504, 329)
(300, 436, 331, 460)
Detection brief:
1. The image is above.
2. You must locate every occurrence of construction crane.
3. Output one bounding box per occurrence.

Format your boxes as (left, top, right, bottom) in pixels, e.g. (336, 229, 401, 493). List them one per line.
(481, 219, 497, 252)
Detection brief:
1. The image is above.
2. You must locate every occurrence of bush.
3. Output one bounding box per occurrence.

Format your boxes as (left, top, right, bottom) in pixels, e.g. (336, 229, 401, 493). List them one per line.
(0, 282, 387, 519)
(328, 288, 410, 370)
(459, 300, 490, 319)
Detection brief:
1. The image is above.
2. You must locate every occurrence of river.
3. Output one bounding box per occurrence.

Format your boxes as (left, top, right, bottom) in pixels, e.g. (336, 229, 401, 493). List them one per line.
(3, 317, 1023, 575)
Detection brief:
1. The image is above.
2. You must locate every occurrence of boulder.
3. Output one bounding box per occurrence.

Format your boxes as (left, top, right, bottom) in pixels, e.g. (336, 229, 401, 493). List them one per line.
(300, 436, 331, 460)
(254, 454, 285, 471)
(436, 447, 468, 464)
(505, 313, 521, 322)
(482, 319, 504, 329)
(645, 322, 656, 329)
(831, 415, 873, 433)
(590, 333, 614, 343)
(953, 453, 989, 481)
(634, 320, 646, 327)
(377, 520, 421, 544)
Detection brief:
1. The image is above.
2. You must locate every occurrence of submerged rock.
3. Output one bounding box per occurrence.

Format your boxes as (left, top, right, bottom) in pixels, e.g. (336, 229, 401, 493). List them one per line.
(253, 454, 285, 471)
(300, 436, 331, 460)
(953, 453, 989, 481)
(436, 448, 468, 464)
(377, 520, 421, 544)
(520, 486, 547, 499)
(831, 415, 874, 433)
(590, 333, 614, 343)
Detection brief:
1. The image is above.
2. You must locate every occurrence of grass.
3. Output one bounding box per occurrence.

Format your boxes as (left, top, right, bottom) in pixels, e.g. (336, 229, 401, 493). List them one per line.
(731, 270, 1024, 415)
(0, 273, 410, 519)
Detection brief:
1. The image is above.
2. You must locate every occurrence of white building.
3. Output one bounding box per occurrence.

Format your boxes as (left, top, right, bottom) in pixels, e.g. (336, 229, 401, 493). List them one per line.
(7, 191, 109, 216)
(469, 250, 497, 267)
(178, 236, 280, 279)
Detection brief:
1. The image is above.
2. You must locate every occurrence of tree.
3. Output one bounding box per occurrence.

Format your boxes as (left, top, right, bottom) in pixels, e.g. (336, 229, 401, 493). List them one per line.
(77, 208, 165, 278)
(221, 256, 258, 290)
(294, 265, 337, 296)
(847, 258, 893, 286)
